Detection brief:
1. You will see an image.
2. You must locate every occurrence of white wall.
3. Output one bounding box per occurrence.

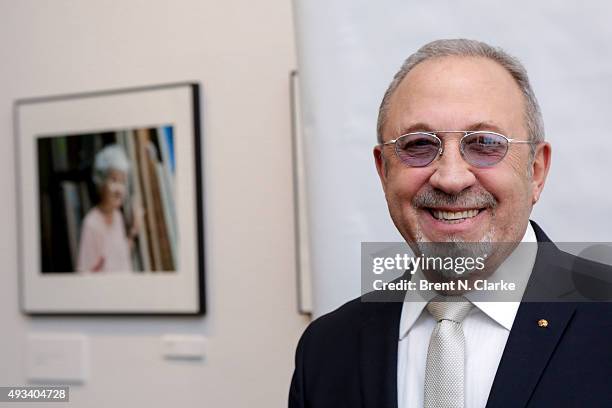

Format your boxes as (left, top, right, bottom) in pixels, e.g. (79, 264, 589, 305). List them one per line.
(293, 0, 612, 317)
(0, 1, 308, 407)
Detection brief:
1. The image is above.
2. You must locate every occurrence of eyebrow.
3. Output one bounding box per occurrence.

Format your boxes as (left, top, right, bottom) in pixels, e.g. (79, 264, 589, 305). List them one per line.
(395, 121, 507, 137)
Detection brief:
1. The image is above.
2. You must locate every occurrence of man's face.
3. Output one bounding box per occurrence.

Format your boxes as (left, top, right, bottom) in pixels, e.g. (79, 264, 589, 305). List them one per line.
(374, 56, 550, 245)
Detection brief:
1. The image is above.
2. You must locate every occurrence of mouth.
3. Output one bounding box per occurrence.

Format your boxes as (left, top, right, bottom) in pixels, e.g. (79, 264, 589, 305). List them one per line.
(427, 208, 484, 224)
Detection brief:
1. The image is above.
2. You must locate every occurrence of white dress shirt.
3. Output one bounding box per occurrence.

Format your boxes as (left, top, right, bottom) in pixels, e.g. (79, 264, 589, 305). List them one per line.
(397, 224, 538, 408)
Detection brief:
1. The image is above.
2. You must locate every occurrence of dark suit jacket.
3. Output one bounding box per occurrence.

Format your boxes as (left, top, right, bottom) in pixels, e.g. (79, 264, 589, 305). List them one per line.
(289, 221, 612, 407)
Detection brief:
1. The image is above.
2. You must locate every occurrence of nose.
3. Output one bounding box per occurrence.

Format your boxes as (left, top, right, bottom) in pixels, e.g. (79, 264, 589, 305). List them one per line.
(428, 139, 476, 195)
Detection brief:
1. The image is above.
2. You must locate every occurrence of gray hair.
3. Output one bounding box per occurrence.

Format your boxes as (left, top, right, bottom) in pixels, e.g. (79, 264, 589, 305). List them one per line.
(376, 39, 545, 156)
(92, 144, 130, 188)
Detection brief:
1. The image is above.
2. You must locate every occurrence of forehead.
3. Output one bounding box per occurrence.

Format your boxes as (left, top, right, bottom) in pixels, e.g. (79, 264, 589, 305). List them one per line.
(384, 56, 526, 138)
(107, 168, 127, 179)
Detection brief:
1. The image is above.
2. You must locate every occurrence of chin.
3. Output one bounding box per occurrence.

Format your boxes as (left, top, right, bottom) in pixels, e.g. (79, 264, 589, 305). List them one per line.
(423, 229, 493, 244)
(415, 222, 496, 244)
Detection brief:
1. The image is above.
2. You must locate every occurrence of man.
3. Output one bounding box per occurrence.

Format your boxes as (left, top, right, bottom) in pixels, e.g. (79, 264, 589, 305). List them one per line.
(289, 39, 612, 407)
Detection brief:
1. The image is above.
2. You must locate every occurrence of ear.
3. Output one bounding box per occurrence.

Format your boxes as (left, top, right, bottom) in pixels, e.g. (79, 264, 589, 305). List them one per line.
(530, 141, 551, 205)
(374, 145, 388, 193)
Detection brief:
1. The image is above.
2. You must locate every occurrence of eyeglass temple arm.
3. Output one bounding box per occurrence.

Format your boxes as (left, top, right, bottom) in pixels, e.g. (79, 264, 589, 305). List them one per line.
(507, 139, 539, 144)
(381, 139, 398, 146)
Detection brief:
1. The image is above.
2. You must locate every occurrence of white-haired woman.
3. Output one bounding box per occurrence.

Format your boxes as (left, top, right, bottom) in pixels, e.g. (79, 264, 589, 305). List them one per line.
(76, 144, 141, 273)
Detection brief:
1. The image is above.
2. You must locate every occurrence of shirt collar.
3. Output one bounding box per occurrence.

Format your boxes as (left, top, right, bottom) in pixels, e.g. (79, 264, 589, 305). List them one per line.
(399, 222, 538, 339)
(398, 266, 435, 340)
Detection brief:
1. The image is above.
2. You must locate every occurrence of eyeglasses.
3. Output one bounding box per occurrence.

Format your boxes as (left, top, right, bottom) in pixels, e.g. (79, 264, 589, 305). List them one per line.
(381, 131, 537, 168)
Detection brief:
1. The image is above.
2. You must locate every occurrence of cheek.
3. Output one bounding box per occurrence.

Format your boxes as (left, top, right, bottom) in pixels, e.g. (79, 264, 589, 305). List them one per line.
(103, 181, 126, 201)
(384, 167, 430, 206)
(505, 149, 531, 179)
(477, 167, 531, 212)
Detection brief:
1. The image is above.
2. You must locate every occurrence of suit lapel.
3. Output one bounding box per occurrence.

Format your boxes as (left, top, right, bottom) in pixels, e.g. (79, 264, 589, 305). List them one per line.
(485, 301, 576, 407)
(486, 221, 577, 407)
(360, 301, 402, 408)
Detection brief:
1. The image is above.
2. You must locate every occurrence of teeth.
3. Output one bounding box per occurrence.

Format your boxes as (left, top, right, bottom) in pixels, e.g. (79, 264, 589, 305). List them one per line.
(432, 209, 480, 221)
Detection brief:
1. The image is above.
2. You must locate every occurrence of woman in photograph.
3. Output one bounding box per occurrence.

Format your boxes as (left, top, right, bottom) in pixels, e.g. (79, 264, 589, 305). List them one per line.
(76, 144, 141, 273)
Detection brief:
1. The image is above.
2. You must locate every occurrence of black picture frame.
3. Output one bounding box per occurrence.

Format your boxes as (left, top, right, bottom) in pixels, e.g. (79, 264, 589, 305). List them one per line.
(14, 82, 206, 315)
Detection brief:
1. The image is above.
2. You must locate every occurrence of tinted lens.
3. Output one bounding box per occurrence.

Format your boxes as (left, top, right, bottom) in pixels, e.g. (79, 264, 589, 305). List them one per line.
(462, 132, 508, 167)
(395, 133, 440, 167)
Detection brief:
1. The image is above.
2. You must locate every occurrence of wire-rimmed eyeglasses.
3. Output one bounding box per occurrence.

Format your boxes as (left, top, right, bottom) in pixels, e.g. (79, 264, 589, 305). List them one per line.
(380, 130, 537, 168)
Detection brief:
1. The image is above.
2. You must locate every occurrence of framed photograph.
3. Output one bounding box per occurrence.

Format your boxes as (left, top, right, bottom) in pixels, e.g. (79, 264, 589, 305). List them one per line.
(290, 71, 313, 315)
(14, 83, 205, 315)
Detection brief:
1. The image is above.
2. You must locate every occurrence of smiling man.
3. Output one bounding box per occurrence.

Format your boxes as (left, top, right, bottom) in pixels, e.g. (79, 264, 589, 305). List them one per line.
(375, 55, 546, 243)
(289, 39, 612, 408)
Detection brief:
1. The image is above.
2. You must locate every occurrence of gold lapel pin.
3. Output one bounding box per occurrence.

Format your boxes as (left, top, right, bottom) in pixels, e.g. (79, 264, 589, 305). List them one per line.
(537, 319, 549, 328)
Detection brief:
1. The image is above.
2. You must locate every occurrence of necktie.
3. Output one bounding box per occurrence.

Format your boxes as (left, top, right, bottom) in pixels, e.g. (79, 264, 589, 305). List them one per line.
(424, 296, 474, 408)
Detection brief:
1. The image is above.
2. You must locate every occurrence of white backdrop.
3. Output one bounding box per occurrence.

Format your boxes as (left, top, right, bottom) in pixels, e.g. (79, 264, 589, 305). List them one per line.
(293, 0, 612, 317)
